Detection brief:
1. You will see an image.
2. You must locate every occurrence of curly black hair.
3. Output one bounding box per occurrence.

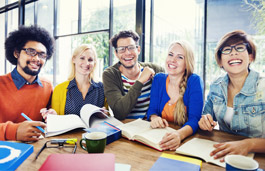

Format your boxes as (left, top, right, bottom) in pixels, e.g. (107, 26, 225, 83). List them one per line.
(5, 25, 55, 65)
(110, 30, 140, 50)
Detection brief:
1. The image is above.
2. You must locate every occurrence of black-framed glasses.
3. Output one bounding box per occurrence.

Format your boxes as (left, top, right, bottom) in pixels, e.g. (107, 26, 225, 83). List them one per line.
(220, 43, 248, 55)
(22, 48, 47, 60)
(35, 139, 77, 160)
(116, 45, 138, 53)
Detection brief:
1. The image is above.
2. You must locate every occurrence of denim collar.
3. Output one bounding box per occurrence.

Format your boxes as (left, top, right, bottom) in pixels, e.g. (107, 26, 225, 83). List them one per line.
(219, 69, 258, 96)
(11, 67, 43, 90)
(67, 78, 99, 90)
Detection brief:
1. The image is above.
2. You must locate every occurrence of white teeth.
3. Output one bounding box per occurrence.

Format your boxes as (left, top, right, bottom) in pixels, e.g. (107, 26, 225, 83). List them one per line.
(229, 59, 242, 65)
(124, 58, 133, 61)
(168, 64, 177, 69)
(30, 63, 39, 68)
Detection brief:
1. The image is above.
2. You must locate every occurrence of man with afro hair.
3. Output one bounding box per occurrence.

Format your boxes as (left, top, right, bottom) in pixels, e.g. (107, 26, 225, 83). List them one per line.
(0, 25, 55, 141)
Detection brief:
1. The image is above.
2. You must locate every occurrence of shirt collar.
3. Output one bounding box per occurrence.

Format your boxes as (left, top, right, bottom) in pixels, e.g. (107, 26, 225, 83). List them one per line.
(221, 69, 258, 95)
(11, 67, 43, 90)
(67, 78, 99, 90)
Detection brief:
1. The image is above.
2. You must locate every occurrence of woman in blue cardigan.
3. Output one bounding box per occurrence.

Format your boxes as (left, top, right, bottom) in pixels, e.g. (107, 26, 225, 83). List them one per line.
(146, 40, 204, 151)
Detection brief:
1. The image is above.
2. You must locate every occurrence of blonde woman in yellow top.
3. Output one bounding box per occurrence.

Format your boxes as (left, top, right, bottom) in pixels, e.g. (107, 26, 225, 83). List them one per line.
(41, 44, 105, 119)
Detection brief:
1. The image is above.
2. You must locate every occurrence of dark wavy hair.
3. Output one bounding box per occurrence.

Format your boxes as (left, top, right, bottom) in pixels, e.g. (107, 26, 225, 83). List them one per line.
(215, 30, 256, 66)
(5, 25, 55, 65)
(110, 30, 140, 50)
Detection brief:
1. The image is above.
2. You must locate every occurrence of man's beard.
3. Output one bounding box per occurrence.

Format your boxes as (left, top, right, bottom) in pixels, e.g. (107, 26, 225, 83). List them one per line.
(21, 61, 42, 76)
(120, 61, 136, 69)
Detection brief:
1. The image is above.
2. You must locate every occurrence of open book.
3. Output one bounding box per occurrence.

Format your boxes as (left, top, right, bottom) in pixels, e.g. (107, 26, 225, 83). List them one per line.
(46, 104, 123, 137)
(175, 138, 254, 167)
(116, 119, 175, 151)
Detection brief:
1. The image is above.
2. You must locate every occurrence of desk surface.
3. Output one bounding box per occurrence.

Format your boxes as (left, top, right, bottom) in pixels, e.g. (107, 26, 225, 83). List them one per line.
(18, 121, 265, 171)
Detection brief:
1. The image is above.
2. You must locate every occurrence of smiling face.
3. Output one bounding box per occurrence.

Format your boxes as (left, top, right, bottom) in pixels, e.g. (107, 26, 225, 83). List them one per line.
(115, 37, 140, 69)
(220, 41, 253, 76)
(73, 49, 96, 77)
(166, 43, 186, 77)
(15, 41, 47, 77)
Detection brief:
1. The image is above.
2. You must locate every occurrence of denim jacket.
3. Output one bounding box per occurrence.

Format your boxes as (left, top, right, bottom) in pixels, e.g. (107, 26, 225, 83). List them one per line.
(203, 69, 265, 138)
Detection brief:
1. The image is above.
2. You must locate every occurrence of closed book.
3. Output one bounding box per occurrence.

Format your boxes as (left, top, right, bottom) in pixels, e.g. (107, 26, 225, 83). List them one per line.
(150, 153, 202, 171)
(39, 153, 115, 171)
(84, 121, 121, 144)
(0, 141, 33, 171)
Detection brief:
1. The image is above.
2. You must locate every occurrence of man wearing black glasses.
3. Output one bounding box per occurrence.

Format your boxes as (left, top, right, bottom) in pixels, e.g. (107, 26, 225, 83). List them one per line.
(103, 30, 164, 120)
(0, 25, 54, 141)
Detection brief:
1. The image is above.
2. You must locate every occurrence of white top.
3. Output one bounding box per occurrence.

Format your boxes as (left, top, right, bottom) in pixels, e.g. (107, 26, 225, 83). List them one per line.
(224, 106, 234, 126)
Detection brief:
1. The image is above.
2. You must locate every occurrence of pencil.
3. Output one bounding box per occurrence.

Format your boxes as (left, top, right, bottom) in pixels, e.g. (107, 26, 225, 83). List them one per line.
(21, 113, 45, 133)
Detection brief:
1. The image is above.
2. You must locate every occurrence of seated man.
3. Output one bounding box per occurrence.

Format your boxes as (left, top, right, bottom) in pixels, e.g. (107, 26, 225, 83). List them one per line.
(0, 25, 54, 141)
(103, 30, 164, 120)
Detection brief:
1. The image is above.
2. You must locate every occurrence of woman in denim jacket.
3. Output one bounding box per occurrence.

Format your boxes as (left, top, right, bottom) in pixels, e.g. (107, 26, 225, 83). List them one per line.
(199, 30, 265, 161)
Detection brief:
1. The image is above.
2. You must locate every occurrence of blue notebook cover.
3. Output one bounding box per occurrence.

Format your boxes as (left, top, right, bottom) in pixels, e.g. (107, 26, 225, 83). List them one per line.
(150, 153, 201, 171)
(0, 141, 33, 171)
(84, 121, 121, 145)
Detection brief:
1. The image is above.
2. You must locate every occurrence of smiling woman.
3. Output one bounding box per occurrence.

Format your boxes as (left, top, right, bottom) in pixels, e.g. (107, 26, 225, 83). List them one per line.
(50, 44, 106, 117)
(146, 40, 204, 151)
(199, 30, 265, 162)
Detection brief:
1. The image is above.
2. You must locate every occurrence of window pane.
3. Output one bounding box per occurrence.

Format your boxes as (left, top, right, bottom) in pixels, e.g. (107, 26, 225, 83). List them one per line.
(206, 0, 265, 94)
(113, 0, 136, 33)
(57, 0, 78, 36)
(0, 14, 5, 75)
(152, 0, 204, 76)
(7, 0, 17, 4)
(0, 1, 5, 7)
(25, 2, 34, 26)
(6, 9, 18, 73)
(145, 0, 151, 62)
(55, 32, 109, 85)
(81, 0, 109, 32)
(37, 0, 54, 35)
(112, 0, 136, 64)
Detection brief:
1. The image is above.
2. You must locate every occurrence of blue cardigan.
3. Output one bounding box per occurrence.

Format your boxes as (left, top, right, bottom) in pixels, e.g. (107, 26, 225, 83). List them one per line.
(146, 73, 204, 133)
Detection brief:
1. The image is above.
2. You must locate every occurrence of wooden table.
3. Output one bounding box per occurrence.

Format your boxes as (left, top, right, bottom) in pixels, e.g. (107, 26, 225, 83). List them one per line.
(18, 121, 265, 171)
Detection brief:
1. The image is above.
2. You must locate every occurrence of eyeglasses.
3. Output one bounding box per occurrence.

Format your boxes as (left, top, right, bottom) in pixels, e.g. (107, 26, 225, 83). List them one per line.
(220, 43, 248, 55)
(35, 139, 77, 160)
(22, 48, 47, 60)
(116, 45, 138, 53)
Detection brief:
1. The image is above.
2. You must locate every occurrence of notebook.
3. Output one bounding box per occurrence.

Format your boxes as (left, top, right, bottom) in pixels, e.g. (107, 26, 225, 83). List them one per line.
(150, 153, 202, 171)
(39, 153, 115, 170)
(0, 141, 33, 171)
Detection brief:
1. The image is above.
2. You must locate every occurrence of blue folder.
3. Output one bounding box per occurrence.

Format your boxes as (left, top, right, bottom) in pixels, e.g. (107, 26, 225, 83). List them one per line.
(0, 141, 33, 171)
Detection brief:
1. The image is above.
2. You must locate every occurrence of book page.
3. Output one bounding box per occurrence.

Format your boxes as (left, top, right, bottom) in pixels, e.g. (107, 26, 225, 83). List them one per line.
(116, 119, 151, 139)
(80, 104, 109, 127)
(175, 138, 254, 167)
(134, 127, 175, 150)
(46, 114, 86, 137)
(175, 138, 225, 167)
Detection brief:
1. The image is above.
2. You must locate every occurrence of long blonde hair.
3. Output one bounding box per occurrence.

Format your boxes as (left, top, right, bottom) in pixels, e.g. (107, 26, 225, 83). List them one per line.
(68, 44, 97, 82)
(169, 41, 194, 125)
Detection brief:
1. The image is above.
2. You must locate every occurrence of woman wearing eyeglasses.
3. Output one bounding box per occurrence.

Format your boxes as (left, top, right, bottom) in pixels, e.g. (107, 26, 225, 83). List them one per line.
(41, 44, 106, 119)
(146, 40, 204, 150)
(198, 30, 265, 161)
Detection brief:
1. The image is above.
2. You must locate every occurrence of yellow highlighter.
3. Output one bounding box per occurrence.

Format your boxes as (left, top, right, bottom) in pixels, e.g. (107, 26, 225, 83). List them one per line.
(50, 138, 77, 145)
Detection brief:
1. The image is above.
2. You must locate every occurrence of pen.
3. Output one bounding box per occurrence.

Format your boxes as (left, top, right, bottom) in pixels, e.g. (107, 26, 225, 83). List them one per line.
(21, 113, 45, 133)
